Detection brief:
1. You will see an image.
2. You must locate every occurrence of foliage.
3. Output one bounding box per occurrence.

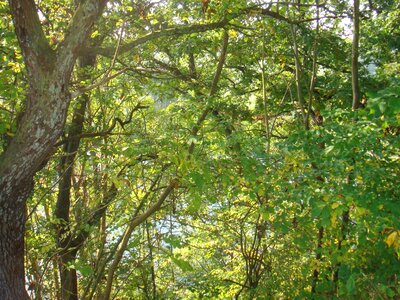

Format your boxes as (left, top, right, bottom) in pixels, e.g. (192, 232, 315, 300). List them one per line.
(0, 0, 399, 299)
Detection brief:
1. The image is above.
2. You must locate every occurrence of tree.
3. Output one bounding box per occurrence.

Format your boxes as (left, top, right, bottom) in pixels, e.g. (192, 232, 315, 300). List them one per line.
(352, 0, 361, 109)
(1, 0, 230, 296)
(1, 0, 399, 298)
(0, 0, 106, 297)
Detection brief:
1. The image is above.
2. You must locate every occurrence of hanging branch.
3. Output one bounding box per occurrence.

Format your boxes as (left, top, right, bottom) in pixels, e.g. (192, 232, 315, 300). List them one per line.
(93, 21, 229, 57)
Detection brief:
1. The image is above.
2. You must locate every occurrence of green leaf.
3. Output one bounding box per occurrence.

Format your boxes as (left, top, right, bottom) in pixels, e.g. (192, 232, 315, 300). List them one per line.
(0, 122, 6, 134)
(346, 273, 356, 295)
(320, 206, 331, 227)
(164, 235, 182, 248)
(78, 265, 93, 277)
(171, 257, 193, 272)
(188, 194, 202, 213)
(190, 171, 205, 190)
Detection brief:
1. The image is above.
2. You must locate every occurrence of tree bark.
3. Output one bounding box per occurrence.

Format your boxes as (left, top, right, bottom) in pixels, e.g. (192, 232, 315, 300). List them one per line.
(55, 54, 95, 300)
(0, 181, 31, 300)
(0, 77, 69, 299)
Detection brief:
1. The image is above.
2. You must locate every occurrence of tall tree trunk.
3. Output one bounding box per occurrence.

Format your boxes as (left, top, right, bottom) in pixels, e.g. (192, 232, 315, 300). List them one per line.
(289, 23, 308, 128)
(0, 181, 31, 299)
(55, 54, 95, 300)
(0, 78, 69, 299)
(145, 221, 157, 299)
(352, 0, 361, 109)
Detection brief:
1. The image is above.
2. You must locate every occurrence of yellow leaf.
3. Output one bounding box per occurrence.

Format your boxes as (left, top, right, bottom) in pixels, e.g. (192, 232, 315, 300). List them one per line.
(331, 215, 336, 227)
(386, 231, 398, 247)
(91, 30, 100, 38)
(133, 55, 141, 63)
(331, 202, 340, 209)
(228, 29, 238, 38)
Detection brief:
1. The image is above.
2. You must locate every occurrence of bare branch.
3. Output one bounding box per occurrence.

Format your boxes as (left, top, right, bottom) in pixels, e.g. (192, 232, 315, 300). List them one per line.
(54, 103, 148, 147)
(93, 20, 228, 57)
(71, 67, 129, 99)
(188, 30, 229, 154)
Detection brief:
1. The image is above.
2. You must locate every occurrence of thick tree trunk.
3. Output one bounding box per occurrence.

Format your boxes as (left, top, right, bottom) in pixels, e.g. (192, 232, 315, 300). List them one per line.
(0, 181, 31, 300)
(0, 79, 69, 299)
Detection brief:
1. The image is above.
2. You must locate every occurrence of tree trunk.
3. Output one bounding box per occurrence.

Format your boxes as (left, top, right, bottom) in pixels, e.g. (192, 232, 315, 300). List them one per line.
(56, 57, 92, 299)
(311, 226, 324, 297)
(0, 79, 69, 299)
(0, 180, 31, 300)
(59, 251, 79, 300)
(352, 0, 361, 110)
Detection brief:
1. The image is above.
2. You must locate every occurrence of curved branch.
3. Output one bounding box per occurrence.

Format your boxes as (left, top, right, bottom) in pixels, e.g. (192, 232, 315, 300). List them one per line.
(93, 20, 228, 57)
(54, 103, 148, 147)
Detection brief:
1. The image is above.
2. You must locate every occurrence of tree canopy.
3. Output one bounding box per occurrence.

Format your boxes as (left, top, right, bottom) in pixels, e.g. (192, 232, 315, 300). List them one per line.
(0, 0, 399, 299)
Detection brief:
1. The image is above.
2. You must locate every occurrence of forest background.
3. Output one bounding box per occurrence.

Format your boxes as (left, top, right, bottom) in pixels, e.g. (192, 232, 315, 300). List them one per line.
(0, 0, 399, 299)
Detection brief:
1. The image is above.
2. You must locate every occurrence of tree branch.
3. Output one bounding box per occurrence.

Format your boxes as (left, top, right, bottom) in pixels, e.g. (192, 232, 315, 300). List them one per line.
(188, 30, 229, 154)
(70, 67, 129, 99)
(54, 103, 148, 147)
(8, 0, 53, 71)
(93, 20, 228, 57)
(56, 0, 108, 76)
(103, 31, 230, 300)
